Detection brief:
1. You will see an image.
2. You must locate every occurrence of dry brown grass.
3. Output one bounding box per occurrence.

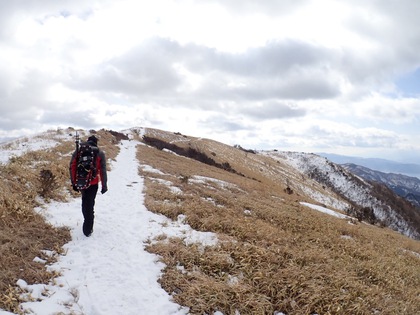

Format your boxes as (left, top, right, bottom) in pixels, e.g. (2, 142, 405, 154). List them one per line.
(0, 128, 121, 313)
(138, 130, 420, 315)
(2, 127, 418, 314)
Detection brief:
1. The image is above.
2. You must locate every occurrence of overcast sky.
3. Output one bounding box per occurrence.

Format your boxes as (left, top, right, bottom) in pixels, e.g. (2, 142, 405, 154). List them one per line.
(1, 0, 420, 162)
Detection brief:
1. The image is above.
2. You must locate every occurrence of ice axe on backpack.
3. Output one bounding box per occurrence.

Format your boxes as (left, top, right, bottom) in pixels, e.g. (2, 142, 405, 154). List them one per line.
(75, 131, 80, 152)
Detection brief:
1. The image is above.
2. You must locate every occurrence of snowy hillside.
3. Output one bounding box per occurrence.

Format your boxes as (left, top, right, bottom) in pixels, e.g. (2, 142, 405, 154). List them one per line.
(263, 151, 420, 240)
(1, 127, 420, 314)
(0, 129, 75, 164)
(343, 163, 420, 208)
(139, 128, 420, 239)
(0, 128, 346, 314)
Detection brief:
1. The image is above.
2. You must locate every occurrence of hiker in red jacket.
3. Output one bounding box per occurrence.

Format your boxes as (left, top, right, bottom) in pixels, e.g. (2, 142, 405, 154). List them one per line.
(69, 135, 108, 237)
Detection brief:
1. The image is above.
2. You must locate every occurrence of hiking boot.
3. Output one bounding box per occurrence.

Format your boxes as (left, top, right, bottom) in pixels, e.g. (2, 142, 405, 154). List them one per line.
(83, 223, 93, 237)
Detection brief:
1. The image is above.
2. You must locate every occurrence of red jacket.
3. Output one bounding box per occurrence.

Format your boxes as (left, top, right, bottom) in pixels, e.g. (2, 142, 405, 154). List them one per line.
(69, 146, 107, 188)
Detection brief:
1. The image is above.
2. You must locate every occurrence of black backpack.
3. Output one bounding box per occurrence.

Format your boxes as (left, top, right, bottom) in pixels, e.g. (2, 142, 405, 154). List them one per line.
(75, 142, 99, 190)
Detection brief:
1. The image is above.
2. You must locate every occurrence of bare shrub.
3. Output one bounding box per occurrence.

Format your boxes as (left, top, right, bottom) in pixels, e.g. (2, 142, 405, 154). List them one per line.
(38, 169, 57, 200)
(143, 136, 245, 177)
(284, 186, 293, 194)
(179, 174, 190, 184)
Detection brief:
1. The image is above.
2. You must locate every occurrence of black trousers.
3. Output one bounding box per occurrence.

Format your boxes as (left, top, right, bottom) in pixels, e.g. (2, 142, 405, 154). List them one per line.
(81, 184, 98, 236)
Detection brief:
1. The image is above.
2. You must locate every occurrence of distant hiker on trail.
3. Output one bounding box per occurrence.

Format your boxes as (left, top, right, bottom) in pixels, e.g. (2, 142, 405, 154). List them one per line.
(69, 135, 108, 237)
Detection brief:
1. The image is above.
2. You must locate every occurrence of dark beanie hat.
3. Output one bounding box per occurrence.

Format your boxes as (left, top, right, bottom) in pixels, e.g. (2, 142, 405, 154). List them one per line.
(87, 135, 98, 145)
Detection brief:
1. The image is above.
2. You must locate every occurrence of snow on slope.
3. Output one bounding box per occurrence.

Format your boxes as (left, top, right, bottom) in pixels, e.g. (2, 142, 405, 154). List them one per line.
(300, 202, 351, 219)
(3, 140, 218, 315)
(0, 129, 350, 315)
(0, 129, 84, 164)
(1, 128, 418, 314)
(343, 163, 420, 208)
(271, 151, 374, 205)
(262, 151, 352, 211)
(263, 150, 420, 239)
(138, 127, 419, 239)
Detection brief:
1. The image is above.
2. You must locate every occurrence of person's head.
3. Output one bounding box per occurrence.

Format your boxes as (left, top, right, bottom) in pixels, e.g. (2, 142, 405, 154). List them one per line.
(87, 135, 98, 146)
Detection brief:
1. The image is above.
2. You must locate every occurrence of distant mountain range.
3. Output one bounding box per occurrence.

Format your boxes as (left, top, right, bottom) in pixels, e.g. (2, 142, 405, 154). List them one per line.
(318, 153, 420, 209)
(342, 163, 420, 209)
(319, 153, 420, 178)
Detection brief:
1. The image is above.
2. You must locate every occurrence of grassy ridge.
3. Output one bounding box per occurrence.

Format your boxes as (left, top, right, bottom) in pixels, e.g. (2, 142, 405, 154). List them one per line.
(1, 127, 419, 314)
(137, 131, 420, 315)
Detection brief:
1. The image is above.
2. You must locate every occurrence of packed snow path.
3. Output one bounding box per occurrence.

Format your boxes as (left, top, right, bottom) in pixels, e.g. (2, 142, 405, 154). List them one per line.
(16, 140, 203, 315)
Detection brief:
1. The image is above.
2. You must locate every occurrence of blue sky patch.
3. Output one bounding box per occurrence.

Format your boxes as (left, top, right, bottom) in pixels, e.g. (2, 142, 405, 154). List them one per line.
(395, 68, 420, 96)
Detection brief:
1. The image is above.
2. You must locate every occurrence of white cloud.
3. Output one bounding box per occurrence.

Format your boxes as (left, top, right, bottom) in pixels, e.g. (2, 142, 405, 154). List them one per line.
(351, 94, 420, 124)
(1, 0, 420, 163)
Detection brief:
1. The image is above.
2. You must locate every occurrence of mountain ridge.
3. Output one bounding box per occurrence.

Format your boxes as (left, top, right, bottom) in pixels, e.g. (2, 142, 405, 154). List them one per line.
(342, 163, 420, 209)
(140, 127, 420, 239)
(319, 152, 420, 178)
(1, 127, 420, 314)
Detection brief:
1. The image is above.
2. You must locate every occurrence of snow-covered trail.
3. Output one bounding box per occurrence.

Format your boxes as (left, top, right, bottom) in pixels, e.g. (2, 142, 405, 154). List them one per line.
(17, 140, 199, 315)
